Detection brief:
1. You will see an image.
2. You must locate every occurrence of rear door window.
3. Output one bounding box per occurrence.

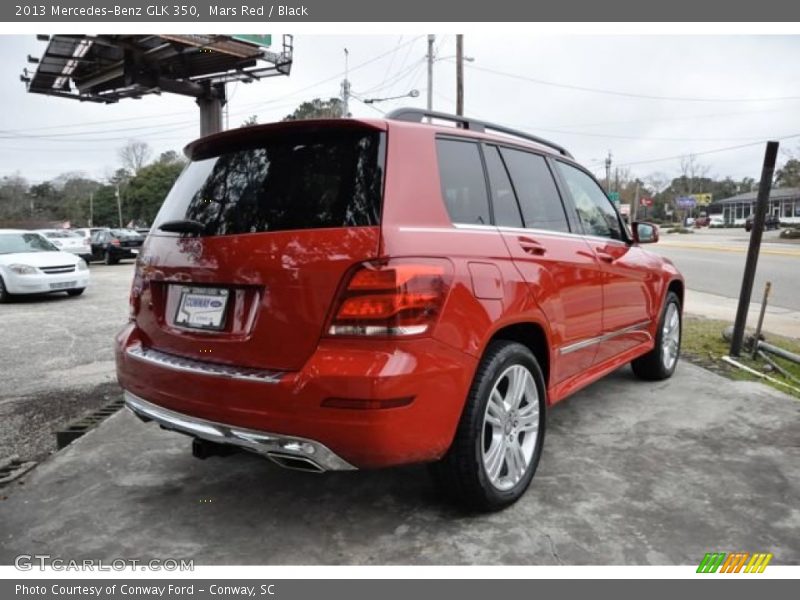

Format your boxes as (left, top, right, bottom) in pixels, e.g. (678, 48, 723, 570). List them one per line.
(484, 145, 523, 228)
(499, 148, 569, 233)
(436, 139, 491, 225)
(153, 130, 384, 236)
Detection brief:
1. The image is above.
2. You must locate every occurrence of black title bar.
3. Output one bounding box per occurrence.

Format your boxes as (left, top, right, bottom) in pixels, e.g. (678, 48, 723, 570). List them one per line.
(4, 0, 800, 22)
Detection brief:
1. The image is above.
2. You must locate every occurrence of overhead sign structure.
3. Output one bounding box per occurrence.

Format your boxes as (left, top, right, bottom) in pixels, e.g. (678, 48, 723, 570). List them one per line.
(21, 34, 293, 136)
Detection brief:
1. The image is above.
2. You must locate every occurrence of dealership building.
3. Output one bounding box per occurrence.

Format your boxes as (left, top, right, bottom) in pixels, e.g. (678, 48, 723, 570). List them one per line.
(711, 187, 800, 225)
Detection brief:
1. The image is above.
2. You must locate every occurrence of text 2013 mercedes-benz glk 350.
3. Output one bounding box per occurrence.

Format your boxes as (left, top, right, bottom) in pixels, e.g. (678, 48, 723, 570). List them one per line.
(116, 109, 683, 511)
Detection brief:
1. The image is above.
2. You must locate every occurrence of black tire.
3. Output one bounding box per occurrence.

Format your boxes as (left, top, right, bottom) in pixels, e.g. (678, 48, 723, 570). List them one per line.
(0, 276, 10, 303)
(430, 340, 547, 512)
(66, 288, 85, 297)
(104, 250, 118, 265)
(631, 291, 682, 381)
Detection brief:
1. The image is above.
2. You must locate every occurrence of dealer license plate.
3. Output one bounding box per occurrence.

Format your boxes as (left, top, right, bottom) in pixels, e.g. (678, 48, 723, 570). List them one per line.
(175, 287, 230, 331)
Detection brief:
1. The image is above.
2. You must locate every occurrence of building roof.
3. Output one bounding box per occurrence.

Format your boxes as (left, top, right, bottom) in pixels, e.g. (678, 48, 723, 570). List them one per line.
(716, 187, 800, 204)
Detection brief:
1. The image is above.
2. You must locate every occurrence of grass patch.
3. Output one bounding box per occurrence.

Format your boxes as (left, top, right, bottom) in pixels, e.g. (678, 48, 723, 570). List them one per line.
(682, 316, 800, 399)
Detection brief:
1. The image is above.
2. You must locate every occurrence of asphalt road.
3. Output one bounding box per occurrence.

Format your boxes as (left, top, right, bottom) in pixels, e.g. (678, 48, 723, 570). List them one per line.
(650, 228, 800, 312)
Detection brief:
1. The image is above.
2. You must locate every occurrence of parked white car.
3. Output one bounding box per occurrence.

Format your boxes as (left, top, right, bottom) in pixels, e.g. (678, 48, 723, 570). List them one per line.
(0, 230, 90, 302)
(709, 215, 725, 228)
(36, 229, 92, 261)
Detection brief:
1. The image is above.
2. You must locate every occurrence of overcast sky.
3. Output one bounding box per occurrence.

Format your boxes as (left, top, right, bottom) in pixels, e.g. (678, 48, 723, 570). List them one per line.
(1, 34, 799, 185)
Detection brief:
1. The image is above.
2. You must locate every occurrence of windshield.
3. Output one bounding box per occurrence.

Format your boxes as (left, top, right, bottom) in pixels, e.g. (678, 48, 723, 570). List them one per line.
(110, 229, 142, 238)
(152, 130, 385, 236)
(0, 232, 59, 254)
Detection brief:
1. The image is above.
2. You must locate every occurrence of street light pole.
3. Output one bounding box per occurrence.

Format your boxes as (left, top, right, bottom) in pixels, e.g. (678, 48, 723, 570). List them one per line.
(426, 35, 435, 112)
(456, 34, 464, 116)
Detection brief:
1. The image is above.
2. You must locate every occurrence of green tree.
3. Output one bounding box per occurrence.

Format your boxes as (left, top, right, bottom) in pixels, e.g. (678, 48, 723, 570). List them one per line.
(283, 97, 344, 121)
(0, 174, 30, 221)
(124, 160, 185, 225)
(775, 159, 800, 188)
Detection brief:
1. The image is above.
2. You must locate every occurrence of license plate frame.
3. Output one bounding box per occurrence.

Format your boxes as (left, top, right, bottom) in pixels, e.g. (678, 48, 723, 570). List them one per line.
(174, 286, 230, 331)
(50, 281, 76, 290)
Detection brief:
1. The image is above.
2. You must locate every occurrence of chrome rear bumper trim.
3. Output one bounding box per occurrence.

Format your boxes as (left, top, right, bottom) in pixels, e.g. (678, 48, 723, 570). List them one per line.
(125, 345, 284, 384)
(124, 391, 356, 472)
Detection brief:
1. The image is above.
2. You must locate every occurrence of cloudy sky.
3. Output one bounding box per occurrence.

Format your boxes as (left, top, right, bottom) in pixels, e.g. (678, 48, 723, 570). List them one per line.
(1, 34, 799, 184)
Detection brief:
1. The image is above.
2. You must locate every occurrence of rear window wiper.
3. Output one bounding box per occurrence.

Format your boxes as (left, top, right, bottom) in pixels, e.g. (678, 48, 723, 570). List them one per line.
(157, 220, 206, 235)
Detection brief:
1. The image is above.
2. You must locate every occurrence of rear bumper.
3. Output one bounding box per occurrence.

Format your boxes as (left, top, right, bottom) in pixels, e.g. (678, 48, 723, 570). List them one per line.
(125, 391, 355, 471)
(115, 323, 477, 469)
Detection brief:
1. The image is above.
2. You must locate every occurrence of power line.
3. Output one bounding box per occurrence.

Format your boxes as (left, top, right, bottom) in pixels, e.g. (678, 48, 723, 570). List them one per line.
(459, 61, 800, 103)
(613, 133, 800, 168)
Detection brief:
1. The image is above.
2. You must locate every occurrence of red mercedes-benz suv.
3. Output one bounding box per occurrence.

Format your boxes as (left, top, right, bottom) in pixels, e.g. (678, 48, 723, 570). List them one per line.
(116, 109, 683, 511)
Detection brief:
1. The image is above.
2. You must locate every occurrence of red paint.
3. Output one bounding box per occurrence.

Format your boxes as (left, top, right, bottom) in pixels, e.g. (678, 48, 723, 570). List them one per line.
(116, 117, 683, 469)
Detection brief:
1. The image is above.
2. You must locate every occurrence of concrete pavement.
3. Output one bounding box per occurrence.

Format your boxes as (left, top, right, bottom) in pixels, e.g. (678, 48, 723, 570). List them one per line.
(1, 362, 797, 565)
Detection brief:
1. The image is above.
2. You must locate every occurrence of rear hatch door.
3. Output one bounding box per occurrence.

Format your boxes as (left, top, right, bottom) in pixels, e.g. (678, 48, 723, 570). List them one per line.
(135, 120, 387, 371)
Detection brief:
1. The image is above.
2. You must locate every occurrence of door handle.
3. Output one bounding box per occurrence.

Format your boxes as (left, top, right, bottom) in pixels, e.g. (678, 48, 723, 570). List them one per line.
(595, 249, 615, 263)
(517, 236, 546, 256)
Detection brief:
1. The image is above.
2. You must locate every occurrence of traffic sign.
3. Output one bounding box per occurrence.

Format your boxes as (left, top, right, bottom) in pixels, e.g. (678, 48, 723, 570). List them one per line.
(608, 191, 620, 204)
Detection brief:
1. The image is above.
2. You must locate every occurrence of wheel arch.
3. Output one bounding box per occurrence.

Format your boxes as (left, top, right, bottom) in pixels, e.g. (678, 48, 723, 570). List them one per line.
(483, 321, 551, 399)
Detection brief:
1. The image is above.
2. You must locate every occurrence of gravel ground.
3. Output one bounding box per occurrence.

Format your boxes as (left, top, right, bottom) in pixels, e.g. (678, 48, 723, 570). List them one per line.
(0, 262, 134, 464)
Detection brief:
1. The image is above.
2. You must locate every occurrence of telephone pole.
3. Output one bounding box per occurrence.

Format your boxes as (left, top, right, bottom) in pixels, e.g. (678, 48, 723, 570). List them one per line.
(89, 192, 94, 227)
(456, 34, 464, 116)
(604, 151, 613, 192)
(341, 48, 351, 117)
(115, 184, 123, 228)
(426, 35, 435, 112)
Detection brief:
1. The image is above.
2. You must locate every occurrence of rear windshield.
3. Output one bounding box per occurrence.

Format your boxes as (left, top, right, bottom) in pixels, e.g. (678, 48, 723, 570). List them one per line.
(153, 130, 385, 236)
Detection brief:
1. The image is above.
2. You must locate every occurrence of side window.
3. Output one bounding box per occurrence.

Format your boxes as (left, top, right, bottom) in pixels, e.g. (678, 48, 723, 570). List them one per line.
(555, 162, 623, 240)
(499, 148, 569, 232)
(435, 139, 491, 225)
(484, 145, 523, 228)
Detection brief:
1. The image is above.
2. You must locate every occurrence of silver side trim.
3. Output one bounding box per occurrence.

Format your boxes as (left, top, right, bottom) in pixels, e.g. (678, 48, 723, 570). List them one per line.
(126, 345, 283, 384)
(559, 320, 652, 355)
(124, 391, 356, 472)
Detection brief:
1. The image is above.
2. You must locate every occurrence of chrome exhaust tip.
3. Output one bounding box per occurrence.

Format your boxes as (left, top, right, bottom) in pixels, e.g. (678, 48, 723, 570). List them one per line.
(266, 452, 325, 473)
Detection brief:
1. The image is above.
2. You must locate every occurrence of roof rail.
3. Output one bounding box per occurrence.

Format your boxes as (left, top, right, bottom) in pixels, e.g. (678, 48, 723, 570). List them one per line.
(386, 107, 573, 159)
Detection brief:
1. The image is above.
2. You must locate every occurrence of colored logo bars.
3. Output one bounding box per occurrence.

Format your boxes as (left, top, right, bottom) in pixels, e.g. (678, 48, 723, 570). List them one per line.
(697, 552, 773, 573)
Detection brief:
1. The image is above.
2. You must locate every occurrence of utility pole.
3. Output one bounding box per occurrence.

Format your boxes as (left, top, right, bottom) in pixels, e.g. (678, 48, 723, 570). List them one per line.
(632, 181, 640, 222)
(89, 192, 94, 227)
(604, 151, 613, 192)
(730, 141, 779, 357)
(426, 35, 435, 113)
(341, 48, 351, 118)
(456, 34, 464, 116)
(115, 184, 123, 228)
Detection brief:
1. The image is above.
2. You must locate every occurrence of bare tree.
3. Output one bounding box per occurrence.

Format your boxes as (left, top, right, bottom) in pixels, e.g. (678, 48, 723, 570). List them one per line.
(118, 140, 153, 176)
(679, 154, 710, 194)
(644, 171, 670, 195)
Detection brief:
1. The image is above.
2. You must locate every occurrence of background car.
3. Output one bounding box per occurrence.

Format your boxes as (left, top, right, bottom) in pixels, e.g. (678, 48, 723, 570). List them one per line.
(0, 229, 90, 302)
(89, 228, 145, 264)
(745, 214, 780, 232)
(708, 215, 725, 228)
(36, 229, 92, 261)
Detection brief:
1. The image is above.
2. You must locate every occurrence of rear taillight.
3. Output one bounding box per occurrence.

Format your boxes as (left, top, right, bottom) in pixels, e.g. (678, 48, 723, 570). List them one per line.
(328, 259, 452, 337)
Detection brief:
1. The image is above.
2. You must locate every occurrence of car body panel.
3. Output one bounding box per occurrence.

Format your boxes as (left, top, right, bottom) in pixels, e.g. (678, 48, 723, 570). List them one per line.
(115, 118, 684, 469)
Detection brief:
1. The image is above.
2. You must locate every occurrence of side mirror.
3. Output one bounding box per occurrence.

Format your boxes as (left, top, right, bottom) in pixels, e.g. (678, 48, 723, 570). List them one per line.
(633, 221, 659, 244)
